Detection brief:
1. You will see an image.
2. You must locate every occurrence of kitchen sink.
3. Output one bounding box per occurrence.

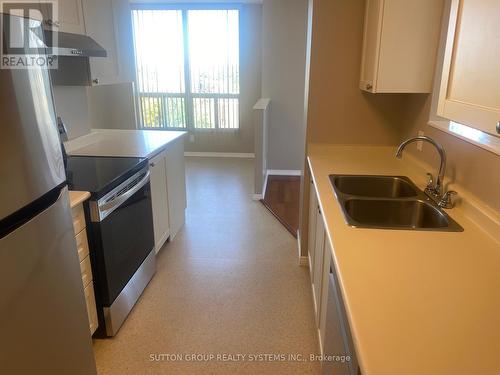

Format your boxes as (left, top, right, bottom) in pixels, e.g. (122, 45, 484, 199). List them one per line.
(331, 175, 418, 198)
(344, 199, 453, 229)
(329, 174, 463, 232)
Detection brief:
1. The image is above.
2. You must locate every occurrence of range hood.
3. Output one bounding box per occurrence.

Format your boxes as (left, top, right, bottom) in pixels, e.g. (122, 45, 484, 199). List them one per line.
(44, 30, 107, 57)
(44, 30, 107, 86)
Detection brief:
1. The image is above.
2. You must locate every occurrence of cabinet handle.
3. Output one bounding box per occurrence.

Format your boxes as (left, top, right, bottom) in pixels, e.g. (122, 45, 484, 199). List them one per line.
(149, 162, 156, 168)
(92, 78, 100, 85)
(496, 121, 500, 134)
(45, 19, 60, 27)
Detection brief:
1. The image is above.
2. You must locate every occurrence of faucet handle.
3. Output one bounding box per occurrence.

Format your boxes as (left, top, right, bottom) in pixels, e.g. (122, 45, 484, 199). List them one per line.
(439, 190, 457, 209)
(426, 173, 434, 189)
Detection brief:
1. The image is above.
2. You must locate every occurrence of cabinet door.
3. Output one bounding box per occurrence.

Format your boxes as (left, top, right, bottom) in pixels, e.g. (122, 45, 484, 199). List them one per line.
(40, 0, 86, 34)
(321, 267, 350, 375)
(313, 206, 325, 327)
(360, 0, 442, 93)
(307, 179, 318, 280)
(323, 257, 360, 375)
(84, 282, 98, 335)
(359, 0, 383, 92)
(437, 0, 500, 136)
(83, 0, 120, 85)
(165, 140, 186, 240)
(113, 0, 136, 83)
(149, 152, 170, 253)
(319, 235, 332, 351)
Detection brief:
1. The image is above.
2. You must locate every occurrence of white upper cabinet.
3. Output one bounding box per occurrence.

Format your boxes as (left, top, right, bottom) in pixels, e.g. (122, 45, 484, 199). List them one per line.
(82, 0, 135, 85)
(83, 0, 119, 85)
(40, 0, 86, 34)
(360, 0, 444, 93)
(437, 0, 500, 137)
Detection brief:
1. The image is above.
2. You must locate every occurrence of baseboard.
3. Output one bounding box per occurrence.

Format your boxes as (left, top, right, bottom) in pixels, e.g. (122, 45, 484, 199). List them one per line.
(184, 152, 255, 158)
(255, 169, 301, 203)
(267, 169, 302, 176)
(297, 230, 308, 267)
(299, 256, 309, 267)
(318, 327, 324, 357)
(261, 171, 269, 199)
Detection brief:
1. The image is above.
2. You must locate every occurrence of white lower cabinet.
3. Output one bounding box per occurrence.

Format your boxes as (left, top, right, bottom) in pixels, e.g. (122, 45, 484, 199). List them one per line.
(165, 139, 186, 240)
(70, 201, 98, 336)
(319, 237, 332, 348)
(83, 282, 98, 335)
(149, 139, 187, 253)
(150, 152, 171, 253)
(308, 179, 318, 282)
(313, 205, 325, 326)
(308, 175, 359, 375)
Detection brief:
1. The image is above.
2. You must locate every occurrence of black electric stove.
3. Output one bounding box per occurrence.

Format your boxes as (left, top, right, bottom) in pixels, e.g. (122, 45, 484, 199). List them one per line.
(65, 155, 155, 337)
(66, 156, 148, 198)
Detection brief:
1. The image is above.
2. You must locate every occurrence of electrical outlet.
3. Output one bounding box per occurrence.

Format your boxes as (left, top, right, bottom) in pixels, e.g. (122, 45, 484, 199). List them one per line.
(189, 134, 195, 143)
(417, 131, 424, 151)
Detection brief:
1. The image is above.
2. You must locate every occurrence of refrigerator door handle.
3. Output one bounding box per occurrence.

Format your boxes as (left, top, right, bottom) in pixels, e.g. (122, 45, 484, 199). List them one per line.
(0, 185, 65, 239)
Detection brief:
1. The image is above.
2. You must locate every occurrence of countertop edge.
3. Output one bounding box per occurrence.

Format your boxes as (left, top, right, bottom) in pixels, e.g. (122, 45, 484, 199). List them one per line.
(65, 129, 187, 159)
(69, 191, 91, 208)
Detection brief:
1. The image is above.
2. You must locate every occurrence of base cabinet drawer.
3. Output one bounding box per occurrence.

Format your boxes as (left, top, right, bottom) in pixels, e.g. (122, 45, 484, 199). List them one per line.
(75, 229, 90, 262)
(71, 200, 98, 335)
(71, 204, 86, 235)
(80, 255, 93, 288)
(84, 282, 98, 335)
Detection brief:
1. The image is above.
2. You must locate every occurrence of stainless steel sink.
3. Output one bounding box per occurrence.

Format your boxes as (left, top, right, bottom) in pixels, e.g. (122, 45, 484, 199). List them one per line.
(329, 175, 463, 232)
(331, 175, 418, 198)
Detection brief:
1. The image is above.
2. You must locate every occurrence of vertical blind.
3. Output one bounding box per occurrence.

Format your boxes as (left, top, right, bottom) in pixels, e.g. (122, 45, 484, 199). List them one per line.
(131, 8, 240, 130)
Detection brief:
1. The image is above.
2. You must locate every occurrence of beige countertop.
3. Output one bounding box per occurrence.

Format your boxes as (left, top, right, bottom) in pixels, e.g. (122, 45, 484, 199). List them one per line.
(307, 143, 500, 375)
(68, 190, 90, 208)
(64, 129, 187, 159)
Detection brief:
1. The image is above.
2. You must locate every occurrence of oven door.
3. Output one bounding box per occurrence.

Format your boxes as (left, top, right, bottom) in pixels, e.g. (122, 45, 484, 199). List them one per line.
(90, 169, 155, 307)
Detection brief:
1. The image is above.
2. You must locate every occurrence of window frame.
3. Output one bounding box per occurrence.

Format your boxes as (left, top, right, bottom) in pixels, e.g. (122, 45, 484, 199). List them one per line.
(131, 4, 241, 131)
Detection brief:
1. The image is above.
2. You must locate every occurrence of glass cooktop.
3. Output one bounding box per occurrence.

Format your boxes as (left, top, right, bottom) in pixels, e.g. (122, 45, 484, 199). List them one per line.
(65, 156, 148, 199)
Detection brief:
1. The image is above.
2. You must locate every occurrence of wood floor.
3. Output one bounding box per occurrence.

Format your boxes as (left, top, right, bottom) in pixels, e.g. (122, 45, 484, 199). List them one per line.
(261, 175, 301, 238)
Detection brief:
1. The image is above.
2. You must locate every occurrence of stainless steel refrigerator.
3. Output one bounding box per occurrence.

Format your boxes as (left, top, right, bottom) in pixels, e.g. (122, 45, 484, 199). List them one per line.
(0, 14, 97, 374)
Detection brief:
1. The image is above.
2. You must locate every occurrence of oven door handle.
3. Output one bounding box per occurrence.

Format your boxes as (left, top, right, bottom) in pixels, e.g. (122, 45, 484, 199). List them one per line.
(100, 171, 150, 213)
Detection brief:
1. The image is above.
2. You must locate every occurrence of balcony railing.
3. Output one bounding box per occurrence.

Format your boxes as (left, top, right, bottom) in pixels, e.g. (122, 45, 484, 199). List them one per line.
(139, 92, 239, 130)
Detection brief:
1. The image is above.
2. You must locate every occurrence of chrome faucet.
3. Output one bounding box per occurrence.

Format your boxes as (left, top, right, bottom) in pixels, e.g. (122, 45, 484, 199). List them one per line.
(396, 136, 457, 209)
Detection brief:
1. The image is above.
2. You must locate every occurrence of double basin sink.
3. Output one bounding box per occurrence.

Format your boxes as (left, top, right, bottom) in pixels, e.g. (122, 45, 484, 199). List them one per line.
(330, 175, 463, 231)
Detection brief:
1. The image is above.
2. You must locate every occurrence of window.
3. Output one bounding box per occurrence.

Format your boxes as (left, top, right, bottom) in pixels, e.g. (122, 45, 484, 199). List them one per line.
(132, 8, 240, 130)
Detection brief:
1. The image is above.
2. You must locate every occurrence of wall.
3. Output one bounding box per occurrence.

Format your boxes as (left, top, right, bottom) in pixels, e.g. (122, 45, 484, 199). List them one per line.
(401, 96, 500, 212)
(87, 82, 138, 130)
(400, 1, 499, 212)
(305, 0, 408, 146)
(184, 4, 262, 154)
(299, 0, 499, 258)
(52, 86, 91, 139)
(299, 0, 412, 257)
(261, 0, 308, 171)
(253, 99, 270, 196)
